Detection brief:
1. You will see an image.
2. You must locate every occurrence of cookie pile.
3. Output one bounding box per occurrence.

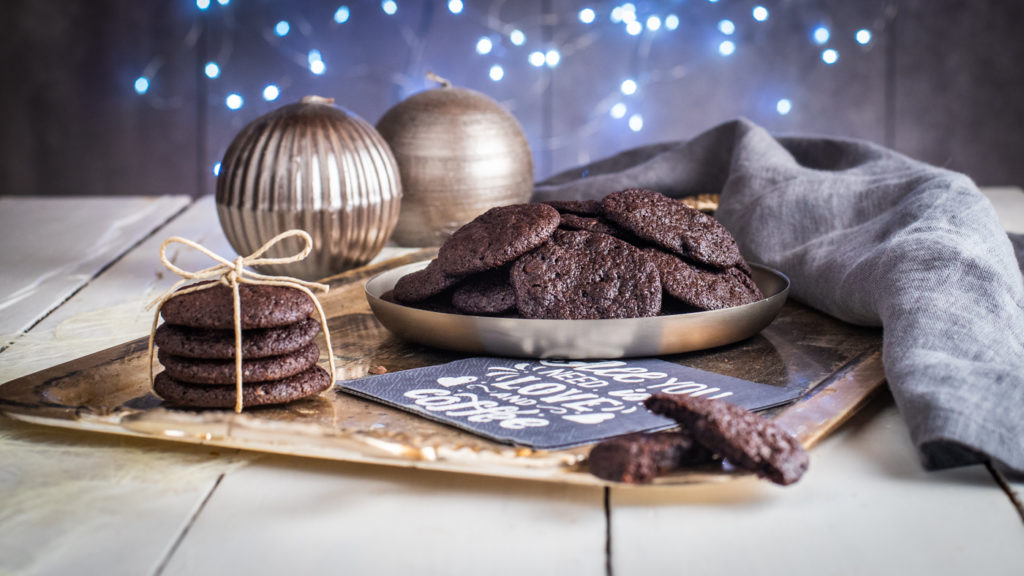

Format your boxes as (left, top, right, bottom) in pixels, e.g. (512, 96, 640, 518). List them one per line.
(152, 283, 332, 408)
(589, 393, 809, 485)
(387, 188, 762, 319)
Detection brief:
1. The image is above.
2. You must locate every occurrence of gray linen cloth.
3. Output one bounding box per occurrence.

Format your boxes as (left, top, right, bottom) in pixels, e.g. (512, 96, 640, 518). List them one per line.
(533, 118, 1024, 473)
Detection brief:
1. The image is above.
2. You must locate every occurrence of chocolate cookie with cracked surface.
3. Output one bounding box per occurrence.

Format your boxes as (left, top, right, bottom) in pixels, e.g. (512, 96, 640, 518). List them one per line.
(542, 199, 603, 216)
(511, 229, 661, 319)
(437, 203, 560, 277)
(392, 259, 461, 303)
(601, 188, 744, 270)
(588, 432, 715, 484)
(160, 282, 315, 330)
(154, 365, 332, 408)
(154, 317, 321, 360)
(158, 342, 320, 384)
(644, 248, 762, 311)
(644, 393, 809, 486)
(451, 269, 517, 315)
(557, 213, 634, 241)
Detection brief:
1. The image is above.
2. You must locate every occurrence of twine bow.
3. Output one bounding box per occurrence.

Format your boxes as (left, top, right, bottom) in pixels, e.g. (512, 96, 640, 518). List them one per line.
(147, 230, 336, 413)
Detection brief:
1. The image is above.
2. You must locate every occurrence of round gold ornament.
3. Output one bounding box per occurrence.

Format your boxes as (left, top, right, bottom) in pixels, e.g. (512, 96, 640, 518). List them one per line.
(376, 75, 534, 246)
(216, 96, 402, 280)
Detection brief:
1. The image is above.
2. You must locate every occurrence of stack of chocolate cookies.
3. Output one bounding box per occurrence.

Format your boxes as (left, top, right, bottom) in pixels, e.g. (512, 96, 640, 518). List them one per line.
(387, 188, 763, 319)
(152, 283, 332, 409)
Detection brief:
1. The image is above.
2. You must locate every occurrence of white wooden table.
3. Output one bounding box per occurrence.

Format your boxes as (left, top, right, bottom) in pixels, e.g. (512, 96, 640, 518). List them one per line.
(1, 191, 1022, 576)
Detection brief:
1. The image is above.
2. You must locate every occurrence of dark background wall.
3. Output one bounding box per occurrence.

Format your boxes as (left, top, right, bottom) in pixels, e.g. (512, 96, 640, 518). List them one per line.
(1, 0, 1022, 198)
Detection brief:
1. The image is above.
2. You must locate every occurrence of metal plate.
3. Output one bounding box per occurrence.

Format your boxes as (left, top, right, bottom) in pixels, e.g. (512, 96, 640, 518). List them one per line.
(365, 261, 790, 359)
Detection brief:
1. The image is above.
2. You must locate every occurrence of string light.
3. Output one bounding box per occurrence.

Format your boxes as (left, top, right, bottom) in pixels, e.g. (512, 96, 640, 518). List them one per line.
(813, 26, 830, 44)
(142, 0, 880, 179)
(308, 49, 326, 74)
(545, 49, 561, 67)
(620, 3, 637, 23)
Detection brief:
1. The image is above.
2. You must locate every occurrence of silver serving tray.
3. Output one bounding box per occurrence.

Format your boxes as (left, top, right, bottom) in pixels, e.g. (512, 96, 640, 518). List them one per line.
(365, 261, 789, 359)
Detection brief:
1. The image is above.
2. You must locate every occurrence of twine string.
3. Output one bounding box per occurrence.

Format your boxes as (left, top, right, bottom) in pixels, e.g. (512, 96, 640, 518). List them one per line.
(147, 230, 336, 413)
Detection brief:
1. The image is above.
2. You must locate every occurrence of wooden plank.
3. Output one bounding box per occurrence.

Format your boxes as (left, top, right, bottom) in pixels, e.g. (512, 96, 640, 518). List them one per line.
(0, 0, 202, 199)
(609, 392, 1024, 576)
(981, 185, 1024, 521)
(0, 196, 244, 576)
(159, 456, 606, 576)
(892, 2, 1024, 186)
(988, 466, 1024, 523)
(981, 186, 1024, 234)
(0, 413, 251, 576)
(0, 195, 190, 340)
(0, 195, 222, 383)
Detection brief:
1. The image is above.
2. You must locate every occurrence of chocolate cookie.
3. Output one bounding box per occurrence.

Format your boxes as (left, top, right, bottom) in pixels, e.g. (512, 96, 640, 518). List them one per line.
(154, 317, 321, 360)
(393, 259, 461, 303)
(403, 293, 460, 314)
(588, 432, 715, 484)
(158, 342, 320, 384)
(558, 213, 632, 240)
(511, 230, 661, 319)
(644, 393, 809, 486)
(160, 282, 315, 330)
(601, 188, 744, 270)
(644, 248, 763, 310)
(542, 199, 603, 216)
(437, 203, 560, 276)
(153, 365, 332, 408)
(451, 270, 516, 315)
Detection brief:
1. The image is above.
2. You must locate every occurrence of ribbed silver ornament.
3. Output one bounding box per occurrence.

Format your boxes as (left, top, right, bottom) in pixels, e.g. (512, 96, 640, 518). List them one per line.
(216, 96, 402, 280)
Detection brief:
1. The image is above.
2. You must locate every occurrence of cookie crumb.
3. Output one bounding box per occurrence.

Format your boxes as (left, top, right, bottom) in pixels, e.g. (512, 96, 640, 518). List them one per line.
(368, 365, 388, 375)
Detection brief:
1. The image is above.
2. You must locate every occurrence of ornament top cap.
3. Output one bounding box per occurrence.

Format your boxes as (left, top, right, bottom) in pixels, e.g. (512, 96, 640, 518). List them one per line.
(301, 95, 336, 105)
(426, 71, 453, 88)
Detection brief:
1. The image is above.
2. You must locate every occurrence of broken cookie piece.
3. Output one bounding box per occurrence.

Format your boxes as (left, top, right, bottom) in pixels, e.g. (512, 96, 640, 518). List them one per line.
(588, 431, 715, 484)
(644, 393, 809, 485)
